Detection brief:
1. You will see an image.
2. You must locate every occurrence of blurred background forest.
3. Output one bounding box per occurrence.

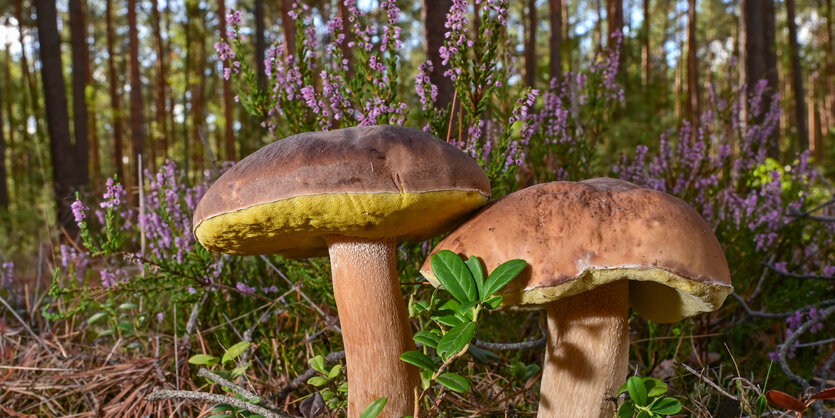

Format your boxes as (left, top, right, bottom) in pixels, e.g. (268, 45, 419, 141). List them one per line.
(0, 0, 831, 256)
(0, 0, 833, 416)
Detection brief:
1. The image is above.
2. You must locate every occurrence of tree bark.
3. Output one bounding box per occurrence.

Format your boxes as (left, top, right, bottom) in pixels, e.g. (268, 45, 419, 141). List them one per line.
(739, 0, 780, 159)
(606, 0, 623, 42)
(686, 0, 700, 135)
(785, 0, 808, 152)
(0, 62, 7, 209)
(525, 0, 537, 88)
(219, 0, 235, 162)
(254, 0, 267, 89)
(68, 0, 90, 187)
(282, 0, 297, 57)
(424, 0, 454, 108)
(549, 0, 562, 83)
(152, 0, 169, 166)
(128, 0, 145, 196)
(641, 0, 650, 89)
(35, 0, 87, 236)
(106, 0, 125, 182)
(824, 0, 833, 134)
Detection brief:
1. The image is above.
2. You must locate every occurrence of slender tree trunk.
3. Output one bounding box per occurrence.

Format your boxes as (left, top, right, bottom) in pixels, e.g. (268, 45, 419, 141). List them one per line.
(563, 0, 572, 73)
(338, 0, 354, 78)
(68, 0, 90, 187)
(739, 0, 780, 159)
(642, 0, 650, 89)
(549, 0, 562, 84)
(254, 0, 267, 89)
(424, 0, 454, 108)
(686, 0, 700, 135)
(282, 0, 297, 57)
(4, 45, 18, 198)
(219, 0, 235, 162)
(36, 0, 87, 236)
(525, 0, 537, 88)
(824, 0, 833, 133)
(128, 0, 145, 201)
(606, 0, 623, 41)
(785, 0, 808, 152)
(594, 0, 603, 50)
(152, 0, 168, 166)
(106, 0, 124, 182)
(0, 64, 7, 209)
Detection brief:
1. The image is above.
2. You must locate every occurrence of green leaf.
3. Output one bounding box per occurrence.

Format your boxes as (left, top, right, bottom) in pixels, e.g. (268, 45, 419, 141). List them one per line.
(650, 397, 682, 414)
(188, 354, 219, 366)
(117, 321, 133, 331)
(642, 377, 668, 397)
(436, 322, 477, 360)
(465, 256, 486, 300)
(337, 382, 349, 393)
(457, 301, 479, 319)
(636, 411, 650, 418)
(359, 397, 387, 418)
(482, 259, 526, 298)
(627, 376, 648, 407)
(307, 376, 329, 387)
(321, 390, 334, 401)
(431, 250, 477, 303)
(484, 295, 503, 309)
(117, 302, 139, 310)
(86, 312, 108, 325)
(210, 404, 235, 412)
(432, 312, 464, 327)
(328, 364, 343, 379)
(399, 351, 437, 371)
(413, 330, 440, 348)
(437, 373, 470, 393)
(221, 341, 251, 365)
(617, 402, 635, 418)
(310, 355, 325, 372)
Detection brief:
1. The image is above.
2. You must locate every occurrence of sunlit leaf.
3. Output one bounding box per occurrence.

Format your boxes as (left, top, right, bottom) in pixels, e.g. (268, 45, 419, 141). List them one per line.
(221, 341, 251, 365)
(482, 259, 526, 298)
(359, 398, 387, 418)
(437, 373, 470, 393)
(436, 322, 476, 360)
(431, 251, 477, 303)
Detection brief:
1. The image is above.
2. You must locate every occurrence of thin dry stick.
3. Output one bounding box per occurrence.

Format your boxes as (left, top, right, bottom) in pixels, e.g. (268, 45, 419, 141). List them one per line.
(0, 294, 56, 359)
(147, 388, 287, 417)
(677, 362, 739, 401)
(446, 90, 458, 142)
(730, 292, 835, 319)
(762, 263, 835, 281)
(197, 367, 279, 411)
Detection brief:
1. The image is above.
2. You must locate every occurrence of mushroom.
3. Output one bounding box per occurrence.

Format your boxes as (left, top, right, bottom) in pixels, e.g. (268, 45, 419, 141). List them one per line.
(192, 125, 491, 417)
(419, 178, 732, 417)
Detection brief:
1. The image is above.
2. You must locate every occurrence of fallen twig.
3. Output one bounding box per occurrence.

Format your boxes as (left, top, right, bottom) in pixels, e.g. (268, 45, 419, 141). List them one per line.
(147, 387, 287, 417)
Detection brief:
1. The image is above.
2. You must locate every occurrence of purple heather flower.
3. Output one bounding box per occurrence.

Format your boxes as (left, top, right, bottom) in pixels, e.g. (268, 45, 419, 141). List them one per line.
(71, 199, 87, 224)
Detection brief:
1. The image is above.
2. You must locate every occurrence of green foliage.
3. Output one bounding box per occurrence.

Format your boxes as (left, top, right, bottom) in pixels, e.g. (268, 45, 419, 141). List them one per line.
(617, 376, 682, 417)
(401, 251, 526, 412)
(306, 354, 349, 410)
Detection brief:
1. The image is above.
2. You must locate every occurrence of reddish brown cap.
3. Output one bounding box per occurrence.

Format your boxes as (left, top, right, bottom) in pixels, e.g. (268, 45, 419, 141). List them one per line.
(193, 125, 491, 258)
(420, 178, 732, 323)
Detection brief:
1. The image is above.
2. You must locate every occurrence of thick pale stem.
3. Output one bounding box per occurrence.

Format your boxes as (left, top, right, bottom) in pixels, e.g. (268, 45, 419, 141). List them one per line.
(327, 237, 421, 418)
(538, 280, 630, 418)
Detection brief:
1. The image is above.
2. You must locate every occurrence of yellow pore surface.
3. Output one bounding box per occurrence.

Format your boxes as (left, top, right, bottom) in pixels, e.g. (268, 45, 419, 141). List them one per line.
(423, 267, 732, 323)
(194, 189, 489, 257)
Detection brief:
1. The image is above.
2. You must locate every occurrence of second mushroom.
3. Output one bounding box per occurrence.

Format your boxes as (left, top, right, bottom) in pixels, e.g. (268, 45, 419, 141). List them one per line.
(420, 178, 732, 417)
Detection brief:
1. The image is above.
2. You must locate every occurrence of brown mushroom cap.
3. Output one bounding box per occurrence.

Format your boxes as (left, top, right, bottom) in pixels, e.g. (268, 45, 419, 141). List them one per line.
(193, 125, 491, 258)
(420, 178, 732, 323)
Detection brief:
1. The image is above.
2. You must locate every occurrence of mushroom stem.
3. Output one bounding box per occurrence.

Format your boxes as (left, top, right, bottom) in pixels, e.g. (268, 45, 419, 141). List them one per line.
(327, 237, 421, 418)
(538, 280, 630, 418)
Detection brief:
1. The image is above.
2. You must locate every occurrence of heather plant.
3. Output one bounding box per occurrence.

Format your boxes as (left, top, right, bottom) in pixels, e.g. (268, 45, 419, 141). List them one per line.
(615, 75, 834, 406)
(528, 32, 625, 182)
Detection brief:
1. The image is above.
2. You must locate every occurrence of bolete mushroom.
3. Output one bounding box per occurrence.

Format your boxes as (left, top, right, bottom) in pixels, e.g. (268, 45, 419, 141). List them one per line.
(192, 125, 491, 417)
(419, 178, 732, 417)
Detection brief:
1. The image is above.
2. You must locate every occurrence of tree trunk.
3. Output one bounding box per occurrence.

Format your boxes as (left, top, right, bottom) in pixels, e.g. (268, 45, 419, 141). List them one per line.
(549, 0, 562, 83)
(824, 0, 833, 133)
(525, 0, 537, 88)
(739, 0, 780, 159)
(686, 0, 700, 135)
(5, 43, 19, 198)
(68, 0, 90, 187)
(563, 0, 571, 73)
(641, 0, 650, 89)
(606, 0, 623, 42)
(785, 0, 808, 152)
(128, 0, 145, 198)
(282, 0, 297, 57)
(152, 0, 169, 167)
(35, 0, 87, 236)
(106, 0, 125, 182)
(0, 64, 7, 209)
(424, 0, 454, 108)
(255, 0, 267, 89)
(219, 0, 235, 162)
